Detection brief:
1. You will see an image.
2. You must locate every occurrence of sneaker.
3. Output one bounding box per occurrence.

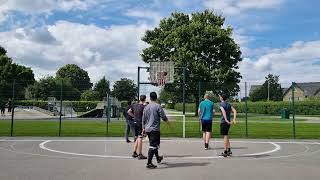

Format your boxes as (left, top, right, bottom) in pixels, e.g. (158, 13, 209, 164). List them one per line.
(146, 163, 157, 169)
(221, 151, 228, 157)
(157, 156, 163, 163)
(132, 152, 138, 158)
(126, 140, 132, 143)
(138, 154, 147, 160)
(227, 151, 232, 156)
(204, 143, 209, 150)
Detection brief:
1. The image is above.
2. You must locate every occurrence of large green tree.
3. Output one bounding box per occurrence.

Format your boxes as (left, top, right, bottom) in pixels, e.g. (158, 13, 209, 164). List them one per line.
(111, 78, 137, 102)
(250, 74, 283, 102)
(26, 76, 81, 100)
(94, 76, 110, 100)
(0, 47, 35, 100)
(141, 10, 242, 115)
(56, 64, 92, 92)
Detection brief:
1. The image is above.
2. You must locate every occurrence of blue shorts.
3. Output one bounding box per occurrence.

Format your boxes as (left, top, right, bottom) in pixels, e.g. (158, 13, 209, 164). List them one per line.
(201, 120, 212, 132)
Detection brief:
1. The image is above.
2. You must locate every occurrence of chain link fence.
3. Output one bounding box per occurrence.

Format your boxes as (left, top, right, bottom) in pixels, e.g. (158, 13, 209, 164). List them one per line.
(1, 79, 320, 139)
(0, 80, 123, 137)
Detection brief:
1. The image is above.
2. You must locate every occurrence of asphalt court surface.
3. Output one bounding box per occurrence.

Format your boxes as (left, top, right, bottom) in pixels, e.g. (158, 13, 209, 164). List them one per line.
(0, 137, 320, 180)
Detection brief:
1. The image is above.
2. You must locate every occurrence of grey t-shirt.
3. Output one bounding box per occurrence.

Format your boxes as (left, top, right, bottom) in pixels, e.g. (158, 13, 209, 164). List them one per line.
(142, 102, 168, 132)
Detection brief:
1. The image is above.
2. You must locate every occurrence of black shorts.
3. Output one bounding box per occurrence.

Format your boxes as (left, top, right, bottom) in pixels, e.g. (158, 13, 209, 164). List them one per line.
(146, 131, 160, 149)
(201, 120, 212, 132)
(134, 124, 143, 138)
(220, 123, 231, 135)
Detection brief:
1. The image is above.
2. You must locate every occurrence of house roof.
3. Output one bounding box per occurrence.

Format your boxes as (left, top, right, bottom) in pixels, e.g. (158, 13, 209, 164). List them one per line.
(284, 82, 320, 97)
(296, 82, 320, 96)
(249, 85, 262, 95)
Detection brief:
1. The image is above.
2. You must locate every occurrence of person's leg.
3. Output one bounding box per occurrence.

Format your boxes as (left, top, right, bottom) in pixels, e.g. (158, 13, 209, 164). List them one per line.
(125, 123, 130, 142)
(147, 131, 160, 169)
(137, 137, 142, 155)
(205, 132, 211, 144)
(146, 132, 157, 168)
(132, 125, 139, 157)
(224, 135, 228, 151)
(202, 132, 206, 143)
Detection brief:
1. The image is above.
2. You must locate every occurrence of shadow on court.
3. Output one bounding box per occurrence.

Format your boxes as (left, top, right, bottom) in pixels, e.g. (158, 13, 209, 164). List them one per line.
(207, 146, 248, 150)
(164, 154, 193, 158)
(158, 162, 210, 169)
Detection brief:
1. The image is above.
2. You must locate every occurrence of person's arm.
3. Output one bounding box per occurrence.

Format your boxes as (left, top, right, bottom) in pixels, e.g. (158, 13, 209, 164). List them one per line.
(220, 106, 231, 124)
(159, 106, 168, 122)
(231, 106, 237, 124)
(127, 108, 134, 118)
(142, 109, 146, 133)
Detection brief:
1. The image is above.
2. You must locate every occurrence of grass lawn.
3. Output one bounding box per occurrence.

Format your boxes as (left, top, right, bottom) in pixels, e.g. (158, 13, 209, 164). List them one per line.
(0, 118, 319, 139)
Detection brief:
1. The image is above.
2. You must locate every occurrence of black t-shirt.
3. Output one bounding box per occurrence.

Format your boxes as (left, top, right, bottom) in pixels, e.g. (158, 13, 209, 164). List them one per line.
(124, 105, 133, 121)
(132, 103, 145, 125)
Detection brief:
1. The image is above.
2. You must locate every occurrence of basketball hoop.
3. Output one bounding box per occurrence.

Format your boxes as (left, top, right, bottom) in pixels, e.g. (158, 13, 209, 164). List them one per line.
(150, 61, 174, 86)
(157, 72, 168, 86)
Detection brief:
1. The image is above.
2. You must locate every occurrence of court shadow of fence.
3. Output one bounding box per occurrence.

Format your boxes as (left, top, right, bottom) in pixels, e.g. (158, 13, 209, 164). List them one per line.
(158, 162, 210, 169)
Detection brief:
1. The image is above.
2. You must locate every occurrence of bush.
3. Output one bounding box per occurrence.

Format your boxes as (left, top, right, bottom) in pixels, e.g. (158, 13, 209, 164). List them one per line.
(174, 101, 320, 115)
(16, 100, 100, 112)
(165, 103, 175, 109)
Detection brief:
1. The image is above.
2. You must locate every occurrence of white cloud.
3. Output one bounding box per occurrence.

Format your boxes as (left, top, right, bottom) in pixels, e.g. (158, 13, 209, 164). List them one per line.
(0, 0, 97, 23)
(239, 40, 320, 83)
(125, 9, 163, 25)
(204, 0, 285, 16)
(0, 21, 151, 83)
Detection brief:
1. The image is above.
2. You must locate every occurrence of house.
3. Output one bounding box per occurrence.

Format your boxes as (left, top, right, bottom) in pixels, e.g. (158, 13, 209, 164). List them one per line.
(283, 82, 320, 101)
(249, 85, 262, 96)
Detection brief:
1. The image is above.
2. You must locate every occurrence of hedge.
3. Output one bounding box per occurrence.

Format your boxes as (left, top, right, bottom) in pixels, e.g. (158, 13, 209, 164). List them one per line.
(175, 101, 320, 115)
(16, 100, 100, 112)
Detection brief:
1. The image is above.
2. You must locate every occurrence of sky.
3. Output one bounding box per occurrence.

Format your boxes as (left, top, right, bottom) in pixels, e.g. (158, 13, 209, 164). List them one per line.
(1, 0, 320, 91)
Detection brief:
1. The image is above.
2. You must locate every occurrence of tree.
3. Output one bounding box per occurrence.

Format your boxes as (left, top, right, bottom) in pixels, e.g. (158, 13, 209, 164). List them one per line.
(0, 46, 7, 56)
(159, 88, 176, 103)
(26, 76, 81, 100)
(94, 76, 110, 100)
(0, 50, 35, 100)
(56, 64, 92, 92)
(141, 10, 242, 115)
(111, 78, 137, 102)
(250, 74, 283, 102)
(26, 76, 56, 100)
(80, 90, 100, 101)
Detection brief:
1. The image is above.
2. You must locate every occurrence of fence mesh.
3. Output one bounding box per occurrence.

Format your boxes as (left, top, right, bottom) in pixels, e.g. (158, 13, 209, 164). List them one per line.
(1, 79, 320, 139)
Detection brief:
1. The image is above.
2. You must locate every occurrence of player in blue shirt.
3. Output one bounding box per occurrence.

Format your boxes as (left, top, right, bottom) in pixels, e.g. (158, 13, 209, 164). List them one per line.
(198, 93, 215, 150)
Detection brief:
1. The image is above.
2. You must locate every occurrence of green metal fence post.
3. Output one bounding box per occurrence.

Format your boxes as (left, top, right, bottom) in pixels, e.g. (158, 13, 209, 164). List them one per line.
(59, 79, 63, 136)
(182, 67, 186, 115)
(245, 82, 248, 137)
(292, 82, 296, 139)
(10, 80, 15, 137)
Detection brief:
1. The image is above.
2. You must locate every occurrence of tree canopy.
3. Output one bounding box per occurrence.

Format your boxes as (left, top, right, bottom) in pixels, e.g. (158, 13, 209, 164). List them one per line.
(0, 48, 35, 100)
(94, 76, 110, 100)
(56, 64, 92, 93)
(141, 10, 242, 114)
(111, 78, 137, 102)
(250, 74, 283, 102)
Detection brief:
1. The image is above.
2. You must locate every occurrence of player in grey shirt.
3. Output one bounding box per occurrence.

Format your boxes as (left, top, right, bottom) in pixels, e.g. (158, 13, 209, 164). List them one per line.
(142, 92, 168, 169)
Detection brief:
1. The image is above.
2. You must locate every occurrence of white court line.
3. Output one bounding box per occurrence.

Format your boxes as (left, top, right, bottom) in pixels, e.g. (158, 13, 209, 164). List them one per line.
(38, 140, 281, 159)
(1, 139, 319, 144)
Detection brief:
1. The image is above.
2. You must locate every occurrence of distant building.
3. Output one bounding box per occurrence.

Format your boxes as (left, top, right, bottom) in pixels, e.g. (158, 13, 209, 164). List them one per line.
(283, 82, 320, 101)
(249, 85, 262, 96)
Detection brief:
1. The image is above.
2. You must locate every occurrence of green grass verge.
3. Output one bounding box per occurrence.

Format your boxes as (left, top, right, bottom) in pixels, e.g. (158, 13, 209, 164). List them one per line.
(0, 119, 319, 139)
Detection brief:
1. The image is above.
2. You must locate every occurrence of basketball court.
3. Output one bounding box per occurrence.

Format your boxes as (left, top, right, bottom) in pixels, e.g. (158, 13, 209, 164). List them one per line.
(0, 137, 319, 180)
